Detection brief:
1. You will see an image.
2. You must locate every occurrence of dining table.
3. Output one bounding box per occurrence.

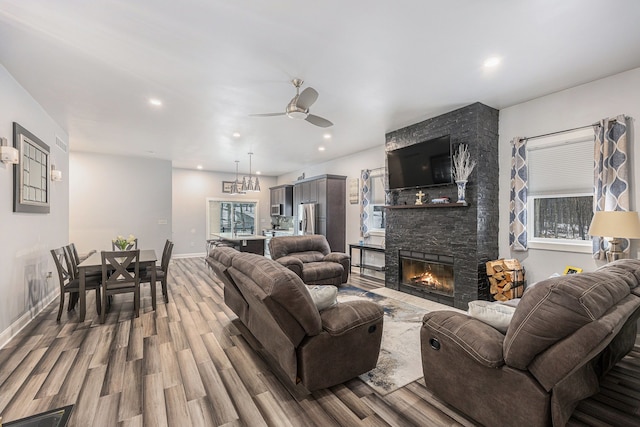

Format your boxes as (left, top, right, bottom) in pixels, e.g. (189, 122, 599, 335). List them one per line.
(77, 249, 157, 322)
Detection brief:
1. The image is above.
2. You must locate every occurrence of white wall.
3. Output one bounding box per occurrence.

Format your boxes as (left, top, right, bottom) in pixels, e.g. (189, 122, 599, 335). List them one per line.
(69, 152, 172, 256)
(499, 67, 640, 283)
(278, 145, 386, 248)
(172, 168, 277, 256)
(0, 65, 69, 345)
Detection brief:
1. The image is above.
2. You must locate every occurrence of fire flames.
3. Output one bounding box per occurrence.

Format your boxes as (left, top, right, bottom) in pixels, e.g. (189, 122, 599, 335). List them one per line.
(411, 270, 442, 287)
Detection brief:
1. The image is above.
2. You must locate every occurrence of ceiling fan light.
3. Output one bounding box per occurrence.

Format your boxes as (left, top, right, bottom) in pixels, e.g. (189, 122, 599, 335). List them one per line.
(287, 110, 308, 120)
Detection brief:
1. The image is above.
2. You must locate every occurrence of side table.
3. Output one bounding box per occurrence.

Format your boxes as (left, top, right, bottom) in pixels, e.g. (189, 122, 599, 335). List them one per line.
(348, 243, 385, 279)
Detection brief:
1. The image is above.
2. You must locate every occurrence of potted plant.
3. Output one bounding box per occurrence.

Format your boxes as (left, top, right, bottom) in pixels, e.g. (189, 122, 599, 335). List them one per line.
(452, 144, 476, 205)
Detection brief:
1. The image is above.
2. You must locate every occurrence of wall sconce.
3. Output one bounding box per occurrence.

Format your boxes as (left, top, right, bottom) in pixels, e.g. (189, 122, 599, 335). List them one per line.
(50, 164, 63, 181)
(0, 137, 19, 165)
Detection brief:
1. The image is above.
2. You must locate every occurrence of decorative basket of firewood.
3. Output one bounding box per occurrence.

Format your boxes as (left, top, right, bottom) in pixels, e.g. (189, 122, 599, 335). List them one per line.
(486, 259, 526, 301)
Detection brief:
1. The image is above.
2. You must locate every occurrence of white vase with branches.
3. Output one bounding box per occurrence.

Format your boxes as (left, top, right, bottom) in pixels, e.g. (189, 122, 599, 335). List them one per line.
(452, 144, 476, 205)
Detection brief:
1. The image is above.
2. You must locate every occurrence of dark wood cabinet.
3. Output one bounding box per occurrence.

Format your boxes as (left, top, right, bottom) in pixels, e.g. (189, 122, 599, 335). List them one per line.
(293, 175, 346, 252)
(269, 185, 293, 216)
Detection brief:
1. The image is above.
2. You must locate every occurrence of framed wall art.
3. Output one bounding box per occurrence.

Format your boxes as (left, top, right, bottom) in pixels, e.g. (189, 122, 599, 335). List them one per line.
(13, 122, 51, 214)
(222, 181, 235, 194)
(563, 265, 583, 275)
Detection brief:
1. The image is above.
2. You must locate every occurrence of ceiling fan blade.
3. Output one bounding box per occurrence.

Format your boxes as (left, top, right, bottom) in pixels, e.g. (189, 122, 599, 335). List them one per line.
(296, 87, 319, 109)
(249, 112, 286, 117)
(306, 114, 333, 128)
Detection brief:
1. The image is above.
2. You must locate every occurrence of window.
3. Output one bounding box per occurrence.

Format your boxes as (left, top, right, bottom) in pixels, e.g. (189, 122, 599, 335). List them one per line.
(206, 199, 259, 238)
(365, 168, 386, 234)
(526, 129, 593, 252)
(532, 195, 593, 240)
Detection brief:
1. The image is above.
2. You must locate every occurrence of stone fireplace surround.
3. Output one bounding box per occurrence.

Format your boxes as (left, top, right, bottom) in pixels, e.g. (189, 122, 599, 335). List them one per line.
(384, 102, 499, 310)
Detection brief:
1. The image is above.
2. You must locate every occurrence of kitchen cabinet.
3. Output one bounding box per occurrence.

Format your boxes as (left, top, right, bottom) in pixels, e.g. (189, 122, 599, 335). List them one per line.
(293, 175, 346, 252)
(269, 185, 293, 216)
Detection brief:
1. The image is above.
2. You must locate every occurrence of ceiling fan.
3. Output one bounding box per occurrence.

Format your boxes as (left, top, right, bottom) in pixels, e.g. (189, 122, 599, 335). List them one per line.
(251, 78, 333, 128)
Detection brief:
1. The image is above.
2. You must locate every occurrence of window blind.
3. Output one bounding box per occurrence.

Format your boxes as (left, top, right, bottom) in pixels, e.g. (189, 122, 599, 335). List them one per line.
(527, 136, 593, 194)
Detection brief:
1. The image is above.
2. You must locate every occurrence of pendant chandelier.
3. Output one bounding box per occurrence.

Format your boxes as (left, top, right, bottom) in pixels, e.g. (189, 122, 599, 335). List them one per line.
(230, 160, 245, 195)
(241, 152, 261, 192)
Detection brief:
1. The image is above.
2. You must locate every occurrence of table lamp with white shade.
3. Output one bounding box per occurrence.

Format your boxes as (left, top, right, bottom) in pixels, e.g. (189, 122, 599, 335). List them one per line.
(588, 211, 640, 262)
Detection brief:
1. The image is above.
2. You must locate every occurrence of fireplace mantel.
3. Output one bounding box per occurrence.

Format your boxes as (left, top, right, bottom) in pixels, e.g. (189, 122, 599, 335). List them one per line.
(385, 203, 468, 209)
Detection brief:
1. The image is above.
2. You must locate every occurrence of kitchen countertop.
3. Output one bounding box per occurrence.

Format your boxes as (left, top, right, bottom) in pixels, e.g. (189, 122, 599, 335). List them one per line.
(263, 229, 295, 235)
(211, 232, 267, 242)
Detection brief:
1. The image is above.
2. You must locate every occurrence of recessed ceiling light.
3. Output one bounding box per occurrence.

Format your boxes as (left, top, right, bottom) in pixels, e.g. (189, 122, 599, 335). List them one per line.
(323, 133, 331, 139)
(149, 98, 163, 106)
(256, 171, 261, 175)
(318, 146, 326, 151)
(232, 132, 241, 138)
(483, 57, 501, 68)
(196, 165, 203, 170)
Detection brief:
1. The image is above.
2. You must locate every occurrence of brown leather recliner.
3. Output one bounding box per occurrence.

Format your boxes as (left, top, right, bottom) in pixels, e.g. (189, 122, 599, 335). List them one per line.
(420, 259, 640, 427)
(206, 246, 383, 391)
(269, 235, 350, 286)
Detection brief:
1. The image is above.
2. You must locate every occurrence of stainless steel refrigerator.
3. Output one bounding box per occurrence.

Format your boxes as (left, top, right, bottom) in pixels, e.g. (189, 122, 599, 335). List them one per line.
(298, 203, 317, 235)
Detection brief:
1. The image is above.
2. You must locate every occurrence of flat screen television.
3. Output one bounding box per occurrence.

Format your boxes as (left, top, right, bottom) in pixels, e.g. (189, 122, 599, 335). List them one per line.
(387, 135, 452, 190)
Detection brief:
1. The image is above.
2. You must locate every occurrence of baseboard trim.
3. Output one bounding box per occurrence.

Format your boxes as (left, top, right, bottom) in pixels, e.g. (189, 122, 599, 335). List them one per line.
(0, 289, 58, 349)
(173, 252, 206, 259)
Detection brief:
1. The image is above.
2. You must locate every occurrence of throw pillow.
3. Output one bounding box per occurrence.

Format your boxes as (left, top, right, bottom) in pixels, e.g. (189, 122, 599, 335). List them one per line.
(308, 285, 338, 311)
(468, 300, 517, 333)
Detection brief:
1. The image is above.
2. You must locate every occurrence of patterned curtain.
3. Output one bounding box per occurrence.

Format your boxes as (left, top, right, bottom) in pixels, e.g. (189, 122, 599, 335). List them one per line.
(509, 137, 528, 251)
(360, 169, 371, 237)
(592, 115, 629, 259)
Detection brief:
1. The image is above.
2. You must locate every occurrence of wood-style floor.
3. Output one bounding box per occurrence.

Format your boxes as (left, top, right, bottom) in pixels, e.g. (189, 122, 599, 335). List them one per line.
(0, 257, 639, 426)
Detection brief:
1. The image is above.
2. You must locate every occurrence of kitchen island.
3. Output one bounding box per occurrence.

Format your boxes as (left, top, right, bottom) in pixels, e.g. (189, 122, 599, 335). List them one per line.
(208, 233, 267, 256)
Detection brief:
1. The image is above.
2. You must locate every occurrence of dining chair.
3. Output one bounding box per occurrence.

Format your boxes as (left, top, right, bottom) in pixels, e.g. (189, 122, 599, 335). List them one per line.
(141, 240, 173, 304)
(65, 244, 101, 281)
(69, 242, 96, 264)
(101, 249, 140, 323)
(112, 238, 138, 250)
(51, 247, 101, 322)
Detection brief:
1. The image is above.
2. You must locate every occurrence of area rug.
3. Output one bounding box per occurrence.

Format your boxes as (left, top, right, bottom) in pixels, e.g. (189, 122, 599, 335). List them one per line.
(337, 286, 430, 395)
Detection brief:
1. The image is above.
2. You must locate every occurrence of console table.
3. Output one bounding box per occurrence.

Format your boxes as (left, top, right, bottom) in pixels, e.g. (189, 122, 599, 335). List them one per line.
(349, 243, 385, 279)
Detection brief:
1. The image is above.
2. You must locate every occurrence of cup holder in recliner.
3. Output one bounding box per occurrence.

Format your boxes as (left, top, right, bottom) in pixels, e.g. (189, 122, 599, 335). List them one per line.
(429, 338, 441, 350)
(368, 325, 377, 333)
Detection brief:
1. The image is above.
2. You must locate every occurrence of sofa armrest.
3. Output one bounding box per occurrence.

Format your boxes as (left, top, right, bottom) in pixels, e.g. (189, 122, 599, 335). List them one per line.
(422, 311, 505, 368)
(319, 300, 383, 337)
(324, 252, 349, 263)
(275, 256, 304, 279)
(323, 252, 350, 283)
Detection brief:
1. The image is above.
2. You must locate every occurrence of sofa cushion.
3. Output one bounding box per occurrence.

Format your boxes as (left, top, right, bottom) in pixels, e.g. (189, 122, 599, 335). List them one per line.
(468, 300, 516, 333)
(269, 235, 331, 260)
(504, 270, 631, 369)
(303, 261, 343, 284)
(207, 245, 238, 267)
(292, 251, 326, 263)
(596, 258, 640, 288)
(308, 285, 338, 311)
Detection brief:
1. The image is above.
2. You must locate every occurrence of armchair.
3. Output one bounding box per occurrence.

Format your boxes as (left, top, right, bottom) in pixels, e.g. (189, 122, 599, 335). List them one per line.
(269, 235, 350, 286)
(420, 259, 640, 426)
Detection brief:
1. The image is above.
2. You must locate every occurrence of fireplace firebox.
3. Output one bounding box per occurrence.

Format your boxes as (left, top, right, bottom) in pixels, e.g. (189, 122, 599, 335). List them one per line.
(399, 250, 454, 297)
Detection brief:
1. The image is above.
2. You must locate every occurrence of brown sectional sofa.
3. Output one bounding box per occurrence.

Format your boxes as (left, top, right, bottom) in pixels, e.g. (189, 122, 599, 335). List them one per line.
(420, 259, 640, 426)
(269, 235, 350, 286)
(206, 246, 383, 391)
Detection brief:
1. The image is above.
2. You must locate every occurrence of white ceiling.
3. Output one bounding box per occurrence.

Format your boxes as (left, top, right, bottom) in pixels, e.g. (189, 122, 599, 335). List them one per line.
(2, 0, 640, 176)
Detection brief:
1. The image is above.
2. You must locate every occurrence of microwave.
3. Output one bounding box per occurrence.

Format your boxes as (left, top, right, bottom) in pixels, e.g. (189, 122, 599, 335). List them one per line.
(271, 204, 283, 216)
